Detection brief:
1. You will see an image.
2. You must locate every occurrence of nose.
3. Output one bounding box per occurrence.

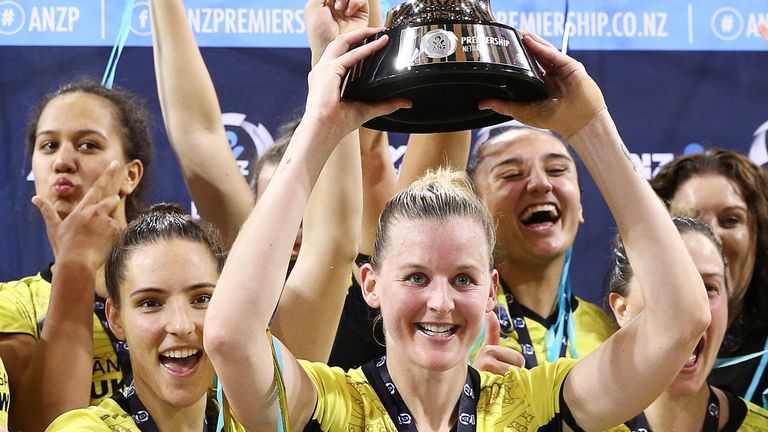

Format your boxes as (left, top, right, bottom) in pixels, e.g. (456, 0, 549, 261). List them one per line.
(427, 279, 455, 314)
(526, 166, 553, 194)
(53, 144, 77, 173)
(165, 302, 196, 336)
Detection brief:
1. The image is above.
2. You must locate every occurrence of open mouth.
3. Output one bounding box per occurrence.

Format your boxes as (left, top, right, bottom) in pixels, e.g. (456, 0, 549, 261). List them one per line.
(159, 348, 203, 376)
(682, 338, 704, 372)
(417, 323, 457, 338)
(520, 204, 560, 226)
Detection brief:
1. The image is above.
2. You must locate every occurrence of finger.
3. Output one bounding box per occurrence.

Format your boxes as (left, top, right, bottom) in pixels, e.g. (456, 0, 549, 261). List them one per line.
(319, 27, 384, 64)
(523, 35, 586, 82)
(519, 30, 558, 51)
(483, 310, 501, 346)
(333, 32, 390, 71)
(345, 0, 366, 15)
(31, 195, 61, 228)
(760, 22, 768, 42)
(489, 345, 526, 369)
(477, 98, 539, 123)
(95, 194, 122, 219)
(474, 349, 514, 374)
(349, 97, 412, 124)
(78, 160, 121, 207)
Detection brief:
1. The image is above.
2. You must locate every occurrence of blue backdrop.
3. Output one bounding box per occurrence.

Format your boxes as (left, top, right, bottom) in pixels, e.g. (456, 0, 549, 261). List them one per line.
(1, 0, 767, 306)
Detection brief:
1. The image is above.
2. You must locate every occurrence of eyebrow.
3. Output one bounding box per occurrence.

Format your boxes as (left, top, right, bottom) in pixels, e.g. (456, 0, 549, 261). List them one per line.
(399, 262, 484, 273)
(35, 129, 109, 139)
(490, 153, 573, 172)
(128, 282, 217, 298)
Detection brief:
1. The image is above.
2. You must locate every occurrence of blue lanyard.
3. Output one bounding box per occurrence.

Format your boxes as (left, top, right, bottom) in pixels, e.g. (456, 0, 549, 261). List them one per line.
(560, 0, 571, 54)
(101, 0, 135, 89)
(545, 247, 579, 362)
(216, 333, 288, 432)
(713, 335, 768, 405)
(495, 247, 579, 367)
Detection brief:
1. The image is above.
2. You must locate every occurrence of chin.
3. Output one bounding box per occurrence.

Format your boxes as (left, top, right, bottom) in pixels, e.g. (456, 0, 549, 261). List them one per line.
(411, 348, 467, 373)
(666, 374, 706, 397)
(163, 383, 210, 409)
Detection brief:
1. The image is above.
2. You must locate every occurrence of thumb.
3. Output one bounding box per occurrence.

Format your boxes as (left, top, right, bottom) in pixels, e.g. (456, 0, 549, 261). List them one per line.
(483, 310, 501, 346)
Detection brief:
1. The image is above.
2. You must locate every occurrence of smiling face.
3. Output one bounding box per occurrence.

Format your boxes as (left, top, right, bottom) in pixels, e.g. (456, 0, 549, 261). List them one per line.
(670, 174, 756, 313)
(611, 231, 728, 396)
(361, 217, 497, 373)
(31, 92, 141, 220)
(472, 129, 583, 264)
(107, 238, 218, 409)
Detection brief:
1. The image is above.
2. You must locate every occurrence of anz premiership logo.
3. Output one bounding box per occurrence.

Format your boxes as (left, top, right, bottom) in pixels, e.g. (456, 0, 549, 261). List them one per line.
(221, 113, 275, 185)
(190, 113, 274, 218)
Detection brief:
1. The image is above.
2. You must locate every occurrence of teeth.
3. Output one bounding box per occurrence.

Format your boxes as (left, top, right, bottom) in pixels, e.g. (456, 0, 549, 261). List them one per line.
(521, 204, 558, 222)
(420, 323, 453, 334)
(161, 348, 199, 359)
(685, 352, 697, 367)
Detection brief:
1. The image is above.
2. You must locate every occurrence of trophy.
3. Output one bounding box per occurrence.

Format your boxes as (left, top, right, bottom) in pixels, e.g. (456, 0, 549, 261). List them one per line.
(342, 0, 548, 133)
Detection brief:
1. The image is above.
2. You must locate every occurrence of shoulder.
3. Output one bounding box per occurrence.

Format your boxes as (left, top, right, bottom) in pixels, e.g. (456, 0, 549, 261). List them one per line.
(739, 397, 768, 429)
(0, 272, 50, 294)
(46, 398, 136, 431)
(574, 297, 618, 331)
(480, 358, 578, 390)
(297, 360, 390, 430)
(477, 360, 578, 428)
(298, 359, 371, 396)
(0, 273, 52, 336)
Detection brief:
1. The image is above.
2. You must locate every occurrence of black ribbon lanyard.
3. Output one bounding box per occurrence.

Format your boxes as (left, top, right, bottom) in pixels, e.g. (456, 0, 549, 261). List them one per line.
(624, 387, 721, 432)
(362, 356, 481, 431)
(94, 295, 133, 387)
(113, 382, 219, 432)
(497, 282, 569, 369)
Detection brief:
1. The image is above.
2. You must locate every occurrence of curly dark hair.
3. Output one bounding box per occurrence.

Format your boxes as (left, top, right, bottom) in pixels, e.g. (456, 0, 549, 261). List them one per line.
(26, 77, 153, 221)
(650, 148, 768, 352)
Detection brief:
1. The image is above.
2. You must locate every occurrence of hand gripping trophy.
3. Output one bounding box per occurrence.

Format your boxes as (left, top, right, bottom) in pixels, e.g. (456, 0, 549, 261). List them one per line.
(343, 0, 548, 133)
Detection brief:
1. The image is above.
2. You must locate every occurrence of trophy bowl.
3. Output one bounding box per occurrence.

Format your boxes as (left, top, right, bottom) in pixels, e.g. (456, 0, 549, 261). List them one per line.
(342, 0, 548, 134)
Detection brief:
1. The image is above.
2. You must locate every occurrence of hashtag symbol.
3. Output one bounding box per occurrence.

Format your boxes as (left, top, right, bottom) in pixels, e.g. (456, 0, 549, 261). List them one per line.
(0, 8, 15, 27)
(720, 14, 734, 33)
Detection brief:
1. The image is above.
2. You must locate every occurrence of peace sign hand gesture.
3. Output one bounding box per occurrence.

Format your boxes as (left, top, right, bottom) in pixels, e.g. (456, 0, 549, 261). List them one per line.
(32, 161, 124, 270)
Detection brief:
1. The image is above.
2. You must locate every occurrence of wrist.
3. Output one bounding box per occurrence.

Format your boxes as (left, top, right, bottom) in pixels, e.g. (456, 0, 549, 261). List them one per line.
(566, 109, 615, 149)
(296, 110, 347, 149)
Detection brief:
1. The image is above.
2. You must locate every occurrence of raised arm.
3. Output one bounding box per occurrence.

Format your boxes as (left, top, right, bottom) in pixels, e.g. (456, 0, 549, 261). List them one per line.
(150, 0, 252, 249)
(204, 27, 411, 430)
(480, 33, 711, 430)
(5, 163, 124, 431)
(268, 0, 366, 362)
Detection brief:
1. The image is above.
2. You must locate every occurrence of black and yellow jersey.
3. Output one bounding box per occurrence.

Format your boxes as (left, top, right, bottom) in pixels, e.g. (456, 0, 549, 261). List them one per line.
(0, 270, 126, 405)
(300, 358, 578, 431)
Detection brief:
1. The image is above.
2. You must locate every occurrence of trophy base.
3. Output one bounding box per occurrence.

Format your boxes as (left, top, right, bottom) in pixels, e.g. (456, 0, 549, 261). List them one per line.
(343, 22, 548, 133)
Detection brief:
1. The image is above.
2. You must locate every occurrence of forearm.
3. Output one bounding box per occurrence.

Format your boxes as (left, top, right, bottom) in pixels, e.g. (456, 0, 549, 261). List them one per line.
(150, 0, 253, 248)
(564, 111, 710, 430)
(206, 117, 338, 428)
(359, 127, 395, 255)
(397, 131, 470, 189)
(272, 131, 362, 361)
(13, 261, 94, 430)
(207, 117, 339, 354)
(151, 0, 225, 143)
(570, 111, 709, 333)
